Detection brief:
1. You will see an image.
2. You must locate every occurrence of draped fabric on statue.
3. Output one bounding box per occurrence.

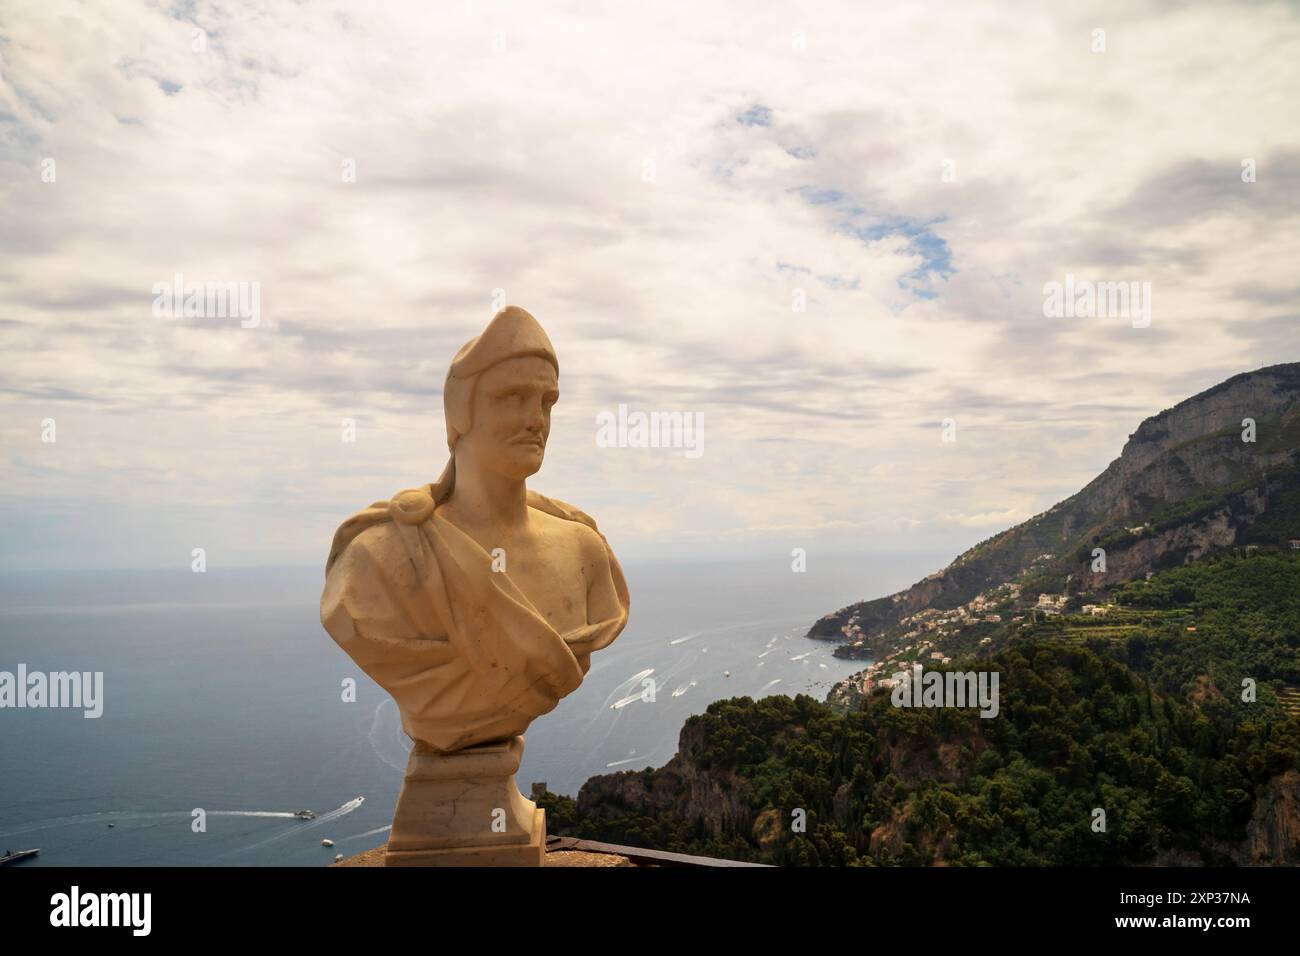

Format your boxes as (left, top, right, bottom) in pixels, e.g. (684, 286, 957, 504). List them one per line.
(321, 477, 630, 753)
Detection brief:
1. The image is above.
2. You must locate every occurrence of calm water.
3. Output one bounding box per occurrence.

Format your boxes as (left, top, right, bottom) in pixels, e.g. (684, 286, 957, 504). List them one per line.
(0, 553, 943, 866)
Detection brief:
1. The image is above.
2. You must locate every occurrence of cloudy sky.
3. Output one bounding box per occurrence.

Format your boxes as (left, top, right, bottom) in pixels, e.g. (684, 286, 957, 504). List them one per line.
(1, 0, 1297, 572)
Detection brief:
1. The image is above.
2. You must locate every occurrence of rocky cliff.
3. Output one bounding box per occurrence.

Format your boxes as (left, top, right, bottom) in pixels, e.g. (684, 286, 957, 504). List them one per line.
(809, 363, 1300, 657)
(1243, 769, 1300, 865)
(575, 719, 752, 835)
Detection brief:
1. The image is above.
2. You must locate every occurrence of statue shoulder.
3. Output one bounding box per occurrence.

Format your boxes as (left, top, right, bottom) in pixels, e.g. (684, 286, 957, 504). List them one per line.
(325, 485, 436, 575)
(526, 489, 602, 533)
(526, 490, 616, 564)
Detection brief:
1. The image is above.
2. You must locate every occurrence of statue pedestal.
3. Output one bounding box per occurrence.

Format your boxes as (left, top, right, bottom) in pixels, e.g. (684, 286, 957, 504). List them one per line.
(384, 735, 546, 867)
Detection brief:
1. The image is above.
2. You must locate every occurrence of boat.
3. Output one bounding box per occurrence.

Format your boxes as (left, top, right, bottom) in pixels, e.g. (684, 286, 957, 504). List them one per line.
(321, 839, 334, 847)
(1, 848, 39, 865)
(292, 810, 316, 820)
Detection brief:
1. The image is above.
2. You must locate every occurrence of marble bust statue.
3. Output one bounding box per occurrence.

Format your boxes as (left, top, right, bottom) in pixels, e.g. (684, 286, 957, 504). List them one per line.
(320, 305, 630, 865)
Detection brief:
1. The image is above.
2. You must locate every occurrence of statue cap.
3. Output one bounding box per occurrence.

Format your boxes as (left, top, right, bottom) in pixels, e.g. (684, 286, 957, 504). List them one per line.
(448, 306, 557, 381)
(442, 306, 558, 460)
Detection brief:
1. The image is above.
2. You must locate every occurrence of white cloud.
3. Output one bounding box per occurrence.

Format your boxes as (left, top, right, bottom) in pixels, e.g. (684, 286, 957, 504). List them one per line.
(0, 0, 1297, 569)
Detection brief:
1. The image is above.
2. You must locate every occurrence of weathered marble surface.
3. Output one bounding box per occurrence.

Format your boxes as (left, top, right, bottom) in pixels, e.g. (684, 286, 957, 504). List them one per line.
(320, 306, 630, 865)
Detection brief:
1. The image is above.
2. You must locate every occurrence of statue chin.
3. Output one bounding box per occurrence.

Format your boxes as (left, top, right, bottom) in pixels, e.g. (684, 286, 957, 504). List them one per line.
(491, 445, 545, 480)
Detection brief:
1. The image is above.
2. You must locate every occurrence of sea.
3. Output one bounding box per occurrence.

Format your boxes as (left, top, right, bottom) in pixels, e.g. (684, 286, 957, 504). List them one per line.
(0, 553, 944, 866)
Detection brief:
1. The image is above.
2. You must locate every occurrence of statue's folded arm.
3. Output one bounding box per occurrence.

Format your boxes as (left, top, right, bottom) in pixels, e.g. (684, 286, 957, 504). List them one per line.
(320, 523, 459, 670)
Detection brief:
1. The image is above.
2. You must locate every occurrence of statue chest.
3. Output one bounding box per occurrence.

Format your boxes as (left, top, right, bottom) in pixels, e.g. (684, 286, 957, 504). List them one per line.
(493, 544, 589, 635)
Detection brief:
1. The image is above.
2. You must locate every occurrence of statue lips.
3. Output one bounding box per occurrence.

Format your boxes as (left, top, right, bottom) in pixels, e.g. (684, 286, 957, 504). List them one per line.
(509, 434, 545, 451)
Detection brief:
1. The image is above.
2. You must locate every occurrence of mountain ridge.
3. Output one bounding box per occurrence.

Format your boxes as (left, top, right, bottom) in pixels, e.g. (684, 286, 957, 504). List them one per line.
(808, 362, 1300, 660)
(541, 363, 1300, 866)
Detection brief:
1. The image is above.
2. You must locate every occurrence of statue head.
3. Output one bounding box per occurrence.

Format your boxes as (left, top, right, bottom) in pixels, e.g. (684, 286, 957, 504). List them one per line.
(441, 306, 559, 487)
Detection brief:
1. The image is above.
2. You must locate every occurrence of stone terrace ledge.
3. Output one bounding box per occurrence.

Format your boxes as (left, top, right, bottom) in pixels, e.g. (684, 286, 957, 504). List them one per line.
(333, 835, 771, 868)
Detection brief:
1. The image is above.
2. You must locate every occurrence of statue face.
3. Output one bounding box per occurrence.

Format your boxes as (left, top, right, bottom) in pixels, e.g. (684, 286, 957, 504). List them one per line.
(462, 355, 559, 480)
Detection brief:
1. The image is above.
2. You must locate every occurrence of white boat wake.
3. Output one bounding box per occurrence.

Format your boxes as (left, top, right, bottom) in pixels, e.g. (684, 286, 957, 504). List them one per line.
(367, 698, 412, 772)
(0, 810, 178, 839)
(337, 824, 392, 844)
(0, 799, 366, 848)
(604, 753, 644, 768)
(214, 797, 366, 860)
(666, 615, 806, 646)
(313, 796, 365, 825)
(600, 668, 654, 709)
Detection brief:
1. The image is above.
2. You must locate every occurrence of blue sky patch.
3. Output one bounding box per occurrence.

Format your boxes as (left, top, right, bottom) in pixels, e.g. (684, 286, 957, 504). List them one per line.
(791, 187, 955, 299)
(849, 216, 954, 297)
(736, 104, 772, 127)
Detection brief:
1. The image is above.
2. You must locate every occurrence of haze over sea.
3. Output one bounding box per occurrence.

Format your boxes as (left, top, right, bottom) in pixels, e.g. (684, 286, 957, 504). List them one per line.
(0, 553, 943, 866)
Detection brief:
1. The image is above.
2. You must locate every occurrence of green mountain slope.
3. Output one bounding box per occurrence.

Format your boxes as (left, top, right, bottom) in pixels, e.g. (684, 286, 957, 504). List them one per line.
(809, 363, 1300, 660)
(546, 554, 1300, 865)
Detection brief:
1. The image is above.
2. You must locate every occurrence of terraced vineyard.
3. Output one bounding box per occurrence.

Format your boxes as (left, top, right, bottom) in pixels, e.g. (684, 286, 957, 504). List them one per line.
(1280, 685, 1300, 718)
(1022, 608, 1195, 646)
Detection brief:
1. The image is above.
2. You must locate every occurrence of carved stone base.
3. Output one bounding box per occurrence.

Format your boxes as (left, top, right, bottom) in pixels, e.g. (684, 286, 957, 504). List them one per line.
(384, 735, 546, 867)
